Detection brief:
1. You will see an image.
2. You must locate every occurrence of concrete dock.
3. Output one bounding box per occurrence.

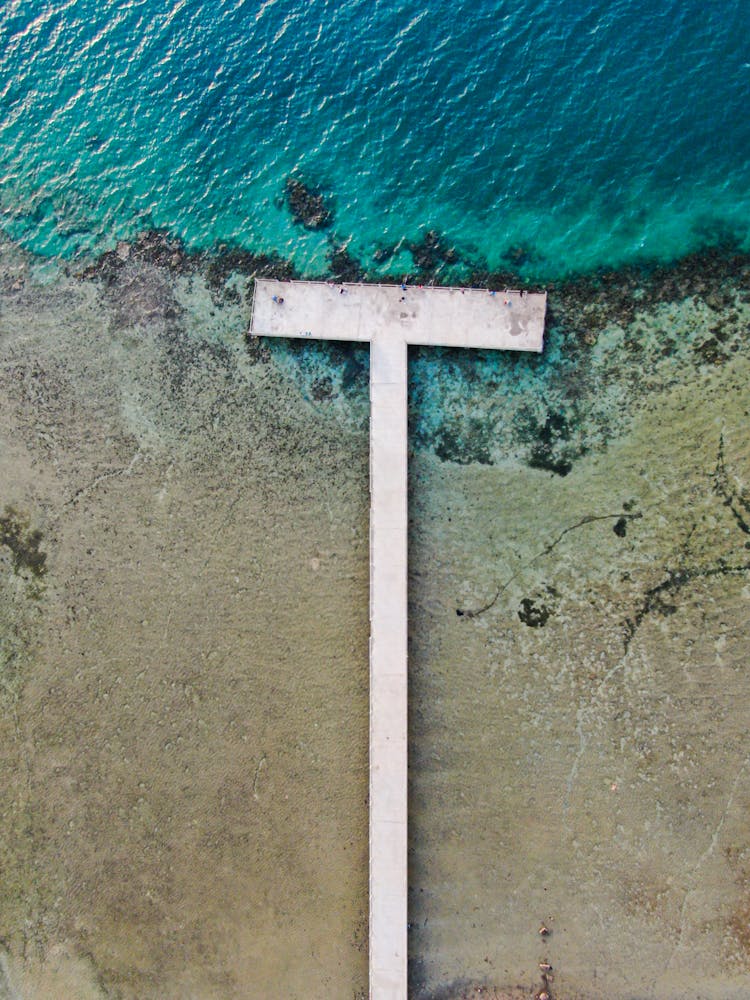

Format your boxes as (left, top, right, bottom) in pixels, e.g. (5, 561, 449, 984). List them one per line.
(249, 279, 545, 1000)
(250, 279, 546, 352)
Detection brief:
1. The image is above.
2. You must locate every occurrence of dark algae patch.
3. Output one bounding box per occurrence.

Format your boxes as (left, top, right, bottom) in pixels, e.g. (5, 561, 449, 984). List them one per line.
(311, 375, 334, 401)
(78, 229, 299, 306)
(613, 516, 628, 537)
(327, 242, 365, 283)
(433, 417, 493, 466)
(518, 588, 558, 628)
(518, 597, 551, 628)
(78, 229, 193, 284)
(525, 411, 577, 477)
(285, 176, 333, 230)
(409, 228, 459, 280)
(0, 506, 47, 579)
(205, 244, 298, 300)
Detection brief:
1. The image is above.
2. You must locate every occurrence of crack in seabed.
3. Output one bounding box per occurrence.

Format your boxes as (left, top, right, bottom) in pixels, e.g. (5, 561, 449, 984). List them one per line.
(61, 450, 143, 512)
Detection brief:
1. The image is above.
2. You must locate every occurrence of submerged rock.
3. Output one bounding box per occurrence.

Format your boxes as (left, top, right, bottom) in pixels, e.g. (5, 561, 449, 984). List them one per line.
(78, 229, 193, 285)
(372, 245, 396, 264)
(327, 243, 364, 282)
(518, 585, 559, 628)
(525, 411, 578, 477)
(409, 228, 459, 277)
(0, 506, 46, 578)
(285, 177, 333, 230)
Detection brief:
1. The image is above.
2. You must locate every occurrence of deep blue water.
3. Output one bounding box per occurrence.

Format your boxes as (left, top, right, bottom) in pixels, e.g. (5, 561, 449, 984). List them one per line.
(0, 0, 748, 277)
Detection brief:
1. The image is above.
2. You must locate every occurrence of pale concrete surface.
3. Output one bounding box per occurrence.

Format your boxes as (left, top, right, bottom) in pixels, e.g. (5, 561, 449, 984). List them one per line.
(369, 335, 409, 995)
(251, 279, 546, 352)
(250, 279, 545, 1000)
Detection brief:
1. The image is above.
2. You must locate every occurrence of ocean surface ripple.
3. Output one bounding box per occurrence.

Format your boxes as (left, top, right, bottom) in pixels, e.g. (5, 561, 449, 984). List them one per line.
(0, 0, 748, 276)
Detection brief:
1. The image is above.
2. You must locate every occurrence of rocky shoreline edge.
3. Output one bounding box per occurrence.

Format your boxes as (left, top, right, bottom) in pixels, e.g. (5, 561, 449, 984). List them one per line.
(1, 224, 746, 482)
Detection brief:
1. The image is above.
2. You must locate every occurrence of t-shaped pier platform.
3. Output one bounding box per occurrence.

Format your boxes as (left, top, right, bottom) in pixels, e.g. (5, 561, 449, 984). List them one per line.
(250, 279, 546, 999)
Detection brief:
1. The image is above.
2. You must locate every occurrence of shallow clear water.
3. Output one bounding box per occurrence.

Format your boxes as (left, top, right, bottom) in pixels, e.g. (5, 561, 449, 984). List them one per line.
(1, 3, 750, 999)
(1, 0, 749, 274)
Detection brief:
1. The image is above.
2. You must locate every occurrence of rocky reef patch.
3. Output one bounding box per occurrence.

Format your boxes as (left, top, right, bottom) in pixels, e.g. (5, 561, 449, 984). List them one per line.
(0, 506, 47, 580)
(284, 176, 334, 230)
(71, 228, 750, 483)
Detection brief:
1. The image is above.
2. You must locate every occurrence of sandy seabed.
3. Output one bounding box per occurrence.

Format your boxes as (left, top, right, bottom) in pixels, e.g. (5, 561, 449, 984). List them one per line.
(1, 236, 749, 999)
(0, 241, 370, 999)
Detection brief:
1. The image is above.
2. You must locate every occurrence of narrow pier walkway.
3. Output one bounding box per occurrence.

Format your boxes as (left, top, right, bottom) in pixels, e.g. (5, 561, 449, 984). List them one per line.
(250, 279, 545, 1000)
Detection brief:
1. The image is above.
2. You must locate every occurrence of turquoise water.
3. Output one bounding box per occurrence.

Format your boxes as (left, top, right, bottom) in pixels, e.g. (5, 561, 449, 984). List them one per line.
(0, 0, 749, 277)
